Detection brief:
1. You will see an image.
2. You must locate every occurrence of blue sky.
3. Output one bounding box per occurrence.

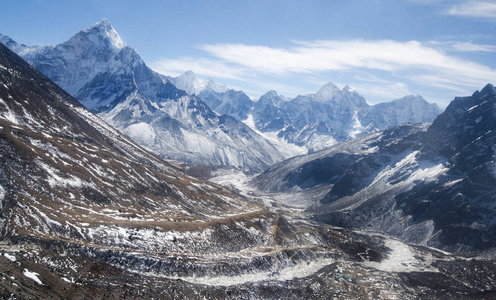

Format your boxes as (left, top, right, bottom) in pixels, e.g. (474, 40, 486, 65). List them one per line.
(1, 0, 495, 106)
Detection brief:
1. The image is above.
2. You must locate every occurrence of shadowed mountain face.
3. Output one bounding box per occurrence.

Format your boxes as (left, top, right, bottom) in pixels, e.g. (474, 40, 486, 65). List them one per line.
(254, 84, 496, 253)
(2, 20, 284, 172)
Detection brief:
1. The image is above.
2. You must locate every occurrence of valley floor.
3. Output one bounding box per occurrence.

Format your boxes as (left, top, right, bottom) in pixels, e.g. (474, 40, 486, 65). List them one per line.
(1, 169, 496, 299)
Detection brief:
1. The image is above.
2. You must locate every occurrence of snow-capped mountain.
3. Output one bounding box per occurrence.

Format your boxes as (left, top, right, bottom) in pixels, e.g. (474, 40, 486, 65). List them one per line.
(173, 72, 442, 156)
(2, 41, 496, 300)
(260, 83, 370, 152)
(167, 70, 228, 95)
(0, 33, 53, 64)
(199, 88, 255, 121)
(2, 20, 284, 171)
(254, 84, 496, 253)
(169, 70, 255, 120)
(358, 94, 445, 131)
(251, 83, 441, 154)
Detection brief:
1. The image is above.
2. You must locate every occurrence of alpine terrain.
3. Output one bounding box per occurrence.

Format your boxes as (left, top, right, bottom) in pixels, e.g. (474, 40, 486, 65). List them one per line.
(1, 20, 442, 168)
(172, 71, 442, 156)
(254, 84, 496, 253)
(2, 38, 496, 299)
(0, 20, 284, 172)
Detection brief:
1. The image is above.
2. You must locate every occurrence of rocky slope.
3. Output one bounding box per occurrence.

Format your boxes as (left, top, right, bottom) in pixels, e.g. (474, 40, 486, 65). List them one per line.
(2, 40, 496, 299)
(0, 38, 264, 238)
(1, 20, 284, 172)
(254, 84, 496, 253)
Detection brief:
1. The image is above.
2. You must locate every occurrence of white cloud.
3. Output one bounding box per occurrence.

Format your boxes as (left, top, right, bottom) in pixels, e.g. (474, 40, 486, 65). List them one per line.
(430, 41, 496, 52)
(355, 82, 412, 102)
(448, 1, 496, 18)
(408, 0, 447, 4)
(150, 57, 247, 81)
(150, 39, 496, 103)
(353, 75, 413, 100)
(197, 39, 496, 90)
(451, 42, 496, 52)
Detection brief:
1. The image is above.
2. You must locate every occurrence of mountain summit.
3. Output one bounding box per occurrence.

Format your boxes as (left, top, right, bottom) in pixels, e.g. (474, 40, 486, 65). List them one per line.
(168, 70, 228, 95)
(79, 18, 126, 51)
(75, 19, 127, 52)
(313, 82, 357, 104)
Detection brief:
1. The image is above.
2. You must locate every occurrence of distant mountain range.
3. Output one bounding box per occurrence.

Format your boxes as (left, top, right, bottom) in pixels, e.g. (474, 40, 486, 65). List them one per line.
(170, 70, 441, 155)
(254, 83, 496, 253)
(1, 19, 441, 170)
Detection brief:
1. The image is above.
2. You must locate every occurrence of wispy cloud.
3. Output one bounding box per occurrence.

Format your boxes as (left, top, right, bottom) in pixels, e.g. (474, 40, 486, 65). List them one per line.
(151, 39, 496, 102)
(449, 41, 496, 52)
(197, 39, 496, 89)
(353, 75, 413, 99)
(150, 57, 247, 81)
(199, 40, 452, 75)
(355, 82, 413, 100)
(448, 1, 496, 19)
(408, 0, 447, 5)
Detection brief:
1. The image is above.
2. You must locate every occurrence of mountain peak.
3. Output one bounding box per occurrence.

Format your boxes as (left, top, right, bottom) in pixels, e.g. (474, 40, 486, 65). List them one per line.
(0, 34, 53, 64)
(263, 90, 279, 97)
(396, 94, 426, 103)
(480, 83, 496, 96)
(179, 70, 198, 81)
(171, 71, 228, 94)
(90, 18, 112, 29)
(80, 18, 126, 51)
(314, 82, 341, 102)
(204, 78, 229, 93)
(0, 34, 18, 49)
(172, 70, 202, 94)
(343, 85, 355, 92)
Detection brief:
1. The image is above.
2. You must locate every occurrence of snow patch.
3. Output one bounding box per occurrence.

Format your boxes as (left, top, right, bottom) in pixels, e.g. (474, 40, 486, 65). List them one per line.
(210, 169, 252, 196)
(23, 269, 43, 285)
(124, 122, 156, 145)
(408, 162, 448, 183)
(169, 258, 335, 286)
(4, 253, 16, 262)
(0, 98, 20, 125)
(468, 101, 487, 112)
(370, 151, 448, 188)
(365, 238, 438, 273)
(38, 161, 85, 188)
(0, 184, 5, 203)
